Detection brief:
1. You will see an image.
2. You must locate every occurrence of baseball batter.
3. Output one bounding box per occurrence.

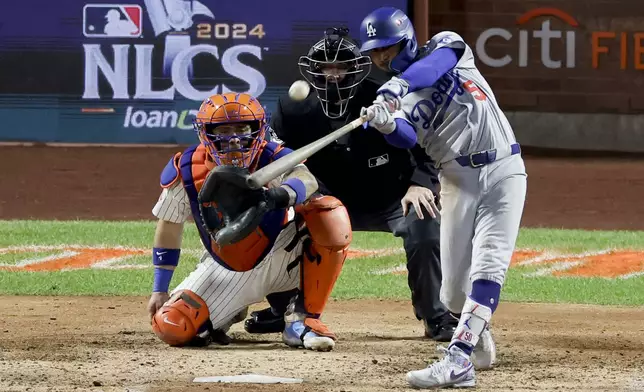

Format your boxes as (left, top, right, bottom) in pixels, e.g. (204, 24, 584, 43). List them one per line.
(147, 92, 352, 352)
(358, 7, 528, 389)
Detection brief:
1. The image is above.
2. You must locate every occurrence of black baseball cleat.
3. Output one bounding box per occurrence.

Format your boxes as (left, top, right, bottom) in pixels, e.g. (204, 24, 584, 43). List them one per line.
(210, 328, 233, 345)
(187, 307, 249, 346)
(244, 307, 285, 334)
(424, 312, 459, 342)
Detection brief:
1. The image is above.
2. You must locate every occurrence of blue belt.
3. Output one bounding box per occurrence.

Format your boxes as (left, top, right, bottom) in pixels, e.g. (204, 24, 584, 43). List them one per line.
(455, 143, 521, 168)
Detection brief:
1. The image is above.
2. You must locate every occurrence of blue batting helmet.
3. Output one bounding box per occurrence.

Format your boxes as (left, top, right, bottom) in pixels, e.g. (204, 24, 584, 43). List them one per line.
(359, 7, 417, 73)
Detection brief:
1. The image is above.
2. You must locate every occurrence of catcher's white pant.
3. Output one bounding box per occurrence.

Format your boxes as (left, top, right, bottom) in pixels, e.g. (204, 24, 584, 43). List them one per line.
(438, 154, 527, 313)
(172, 221, 302, 330)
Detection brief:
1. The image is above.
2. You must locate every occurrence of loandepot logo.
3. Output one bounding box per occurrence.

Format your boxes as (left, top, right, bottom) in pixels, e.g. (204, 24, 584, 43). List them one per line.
(123, 107, 197, 129)
(475, 7, 644, 70)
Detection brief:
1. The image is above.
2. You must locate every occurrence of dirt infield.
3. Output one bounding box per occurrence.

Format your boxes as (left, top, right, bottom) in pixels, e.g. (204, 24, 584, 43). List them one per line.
(0, 297, 642, 392)
(2, 145, 644, 229)
(1, 146, 644, 391)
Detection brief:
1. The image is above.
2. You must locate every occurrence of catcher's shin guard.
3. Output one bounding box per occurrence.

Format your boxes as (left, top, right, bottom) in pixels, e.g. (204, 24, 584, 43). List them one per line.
(151, 290, 210, 347)
(297, 196, 352, 321)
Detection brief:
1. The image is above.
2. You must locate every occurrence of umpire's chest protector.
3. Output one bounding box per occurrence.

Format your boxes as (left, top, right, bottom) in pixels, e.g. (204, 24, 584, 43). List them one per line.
(175, 144, 289, 272)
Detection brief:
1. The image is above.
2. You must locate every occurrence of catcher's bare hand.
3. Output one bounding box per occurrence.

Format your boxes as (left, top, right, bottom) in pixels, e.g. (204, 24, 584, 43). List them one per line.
(401, 185, 440, 220)
(147, 292, 169, 319)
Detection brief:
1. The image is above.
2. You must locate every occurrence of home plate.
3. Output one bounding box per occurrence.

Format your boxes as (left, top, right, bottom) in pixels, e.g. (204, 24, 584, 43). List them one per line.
(193, 374, 304, 384)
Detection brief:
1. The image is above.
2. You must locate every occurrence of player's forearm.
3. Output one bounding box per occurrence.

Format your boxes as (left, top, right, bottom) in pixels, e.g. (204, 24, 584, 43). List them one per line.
(281, 163, 319, 205)
(152, 220, 184, 292)
(154, 220, 183, 250)
(400, 47, 460, 92)
(383, 118, 418, 149)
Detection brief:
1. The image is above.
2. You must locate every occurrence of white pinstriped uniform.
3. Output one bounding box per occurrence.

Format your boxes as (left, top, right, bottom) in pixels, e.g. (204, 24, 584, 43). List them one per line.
(152, 182, 302, 330)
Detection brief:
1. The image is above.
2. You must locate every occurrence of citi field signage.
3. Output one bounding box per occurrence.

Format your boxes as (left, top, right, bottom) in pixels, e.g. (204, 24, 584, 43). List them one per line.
(475, 7, 644, 70)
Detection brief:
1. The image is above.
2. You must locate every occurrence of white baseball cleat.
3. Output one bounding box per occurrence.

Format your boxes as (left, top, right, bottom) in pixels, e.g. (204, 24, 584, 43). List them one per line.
(301, 331, 336, 352)
(406, 346, 476, 389)
(282, 319, 335, 352)
(471, 327, 496, 370)
(281, 300, 336, 352)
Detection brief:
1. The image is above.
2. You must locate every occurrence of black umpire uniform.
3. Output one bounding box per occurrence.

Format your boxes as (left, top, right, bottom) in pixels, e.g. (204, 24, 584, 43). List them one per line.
(243, 28, 457, 341)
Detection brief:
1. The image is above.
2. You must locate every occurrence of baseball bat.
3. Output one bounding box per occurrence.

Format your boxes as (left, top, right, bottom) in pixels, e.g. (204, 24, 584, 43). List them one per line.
(246, 116, 367, 190)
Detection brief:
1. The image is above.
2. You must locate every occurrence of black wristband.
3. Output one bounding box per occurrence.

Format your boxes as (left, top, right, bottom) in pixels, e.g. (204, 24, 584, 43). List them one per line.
(266, 186, 291, 209)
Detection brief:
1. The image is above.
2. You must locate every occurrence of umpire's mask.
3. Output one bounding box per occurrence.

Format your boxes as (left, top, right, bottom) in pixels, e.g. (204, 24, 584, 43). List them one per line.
(298, 27, 372, 119)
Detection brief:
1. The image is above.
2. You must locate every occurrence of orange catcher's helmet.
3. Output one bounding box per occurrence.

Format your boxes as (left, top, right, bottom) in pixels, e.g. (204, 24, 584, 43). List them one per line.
(193, 93, 268, 168)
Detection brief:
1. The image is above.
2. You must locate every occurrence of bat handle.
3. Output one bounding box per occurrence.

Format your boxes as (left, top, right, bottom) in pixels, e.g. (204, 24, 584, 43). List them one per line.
(246, 116, 367, 190)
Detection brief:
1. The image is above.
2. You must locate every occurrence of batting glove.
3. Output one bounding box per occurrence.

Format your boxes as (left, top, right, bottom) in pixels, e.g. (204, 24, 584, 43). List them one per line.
(360, 101, 396, 134)
(376, 76, 409, 111)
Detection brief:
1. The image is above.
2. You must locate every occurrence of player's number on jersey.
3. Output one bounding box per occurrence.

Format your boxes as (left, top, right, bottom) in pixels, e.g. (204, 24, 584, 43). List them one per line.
(463, 80, 487, 101)
(197, 23, 265, 39)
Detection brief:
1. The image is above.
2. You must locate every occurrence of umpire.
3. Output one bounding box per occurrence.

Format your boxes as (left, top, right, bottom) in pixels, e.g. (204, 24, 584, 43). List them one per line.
(244, 27, 457, 341)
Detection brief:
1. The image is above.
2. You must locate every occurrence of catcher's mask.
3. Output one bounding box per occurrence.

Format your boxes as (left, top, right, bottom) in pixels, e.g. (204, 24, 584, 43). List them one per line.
(193, 93, 268, 168)
(298, 27, 372, 119)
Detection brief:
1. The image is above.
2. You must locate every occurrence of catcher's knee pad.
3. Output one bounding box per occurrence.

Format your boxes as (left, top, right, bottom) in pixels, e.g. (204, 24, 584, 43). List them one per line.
(297, 195, 352, 316)
(151, 290, 210, 347)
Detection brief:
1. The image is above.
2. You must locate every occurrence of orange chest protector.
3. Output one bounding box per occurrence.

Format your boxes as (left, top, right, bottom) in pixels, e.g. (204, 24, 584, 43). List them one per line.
(177, 144, 288, 272)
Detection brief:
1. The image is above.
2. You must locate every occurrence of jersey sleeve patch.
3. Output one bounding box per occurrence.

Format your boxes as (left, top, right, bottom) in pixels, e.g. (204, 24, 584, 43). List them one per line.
(160, 152, 182, 188)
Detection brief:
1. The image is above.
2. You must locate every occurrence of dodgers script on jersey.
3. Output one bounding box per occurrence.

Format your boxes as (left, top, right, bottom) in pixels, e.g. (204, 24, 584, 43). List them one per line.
(397, 31, 517, 165)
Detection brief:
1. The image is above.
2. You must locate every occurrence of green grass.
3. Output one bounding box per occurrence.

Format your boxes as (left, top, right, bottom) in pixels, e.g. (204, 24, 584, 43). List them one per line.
(514, 227, 644, 252)
(0, 220, 643, 306)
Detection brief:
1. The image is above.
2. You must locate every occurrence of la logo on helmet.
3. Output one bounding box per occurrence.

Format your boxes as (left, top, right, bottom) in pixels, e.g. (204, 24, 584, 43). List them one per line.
(366, 23, 377, 37)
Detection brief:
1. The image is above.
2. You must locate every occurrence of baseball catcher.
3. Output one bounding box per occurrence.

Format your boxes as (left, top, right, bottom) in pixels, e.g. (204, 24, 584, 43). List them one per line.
(146, 92, 352, 352)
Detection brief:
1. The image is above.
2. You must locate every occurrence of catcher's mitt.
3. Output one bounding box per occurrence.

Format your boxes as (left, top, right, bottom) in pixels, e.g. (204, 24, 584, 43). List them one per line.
(198, 166, 290, 246)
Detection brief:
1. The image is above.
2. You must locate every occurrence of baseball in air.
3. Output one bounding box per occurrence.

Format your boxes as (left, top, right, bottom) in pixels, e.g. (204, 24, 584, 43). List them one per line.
(288, 80, 310, 101)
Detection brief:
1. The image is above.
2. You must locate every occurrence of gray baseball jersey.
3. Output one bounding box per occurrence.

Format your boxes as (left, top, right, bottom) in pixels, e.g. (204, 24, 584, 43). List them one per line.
(388, 32, 528, 347)
(397, 31, 518, 165)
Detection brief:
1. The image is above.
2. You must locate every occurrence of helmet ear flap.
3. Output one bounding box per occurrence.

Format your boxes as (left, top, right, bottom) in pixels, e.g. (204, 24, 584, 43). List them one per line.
(390, 34, 418, 73)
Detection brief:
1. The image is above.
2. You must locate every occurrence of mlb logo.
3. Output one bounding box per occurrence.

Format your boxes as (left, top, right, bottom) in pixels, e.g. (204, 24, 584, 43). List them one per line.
(368, 154, 390, 168)
(83, 4, 142, 38)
